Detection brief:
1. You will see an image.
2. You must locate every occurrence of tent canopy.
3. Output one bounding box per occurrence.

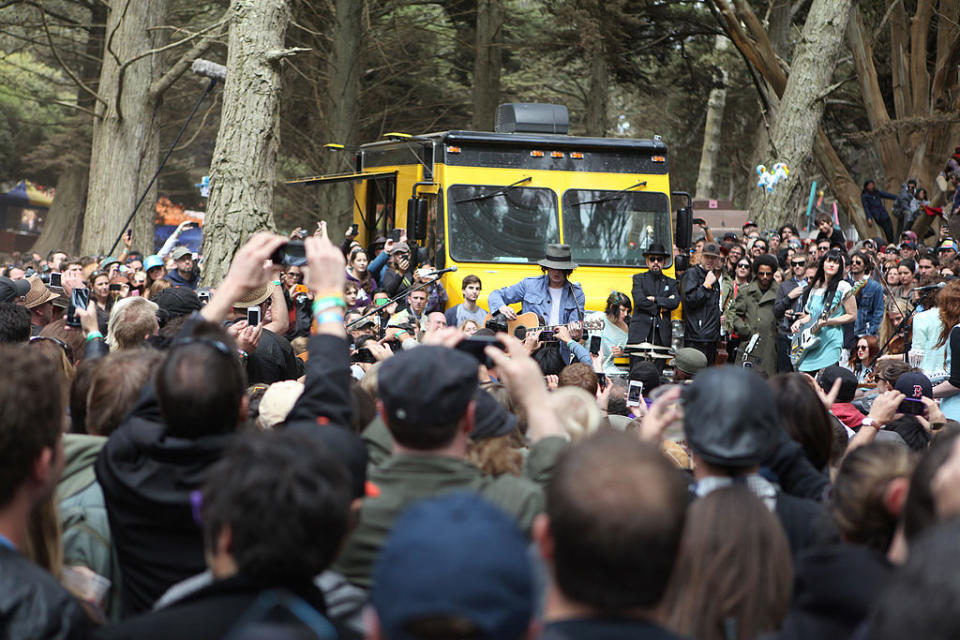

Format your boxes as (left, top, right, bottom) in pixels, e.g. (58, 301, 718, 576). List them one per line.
(2, 180, 53, 209)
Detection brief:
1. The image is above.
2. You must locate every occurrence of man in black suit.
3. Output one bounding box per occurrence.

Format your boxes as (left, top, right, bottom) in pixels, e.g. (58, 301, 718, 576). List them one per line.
(629, 243, 679, 372)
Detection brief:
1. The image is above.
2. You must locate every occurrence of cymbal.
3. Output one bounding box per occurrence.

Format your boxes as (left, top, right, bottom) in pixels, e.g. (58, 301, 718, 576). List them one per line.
(625, 342, 672, 351)
(631, 352, 674, 359)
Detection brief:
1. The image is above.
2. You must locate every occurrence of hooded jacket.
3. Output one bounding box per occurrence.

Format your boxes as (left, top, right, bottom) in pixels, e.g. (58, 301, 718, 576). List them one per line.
(95, 388, 232, 617)
(774, 544, 892, 640)
(58, 434, 123, 619)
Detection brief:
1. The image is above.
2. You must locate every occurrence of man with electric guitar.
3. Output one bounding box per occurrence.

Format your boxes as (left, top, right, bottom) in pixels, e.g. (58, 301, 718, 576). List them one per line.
(789, 249, 859, 373)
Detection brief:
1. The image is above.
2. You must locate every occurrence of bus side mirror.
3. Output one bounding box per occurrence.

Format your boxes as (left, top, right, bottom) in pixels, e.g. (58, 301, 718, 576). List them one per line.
(674, 253, 689, 273)
(409, 198, 429, 241)
(675, 206, 693, 251)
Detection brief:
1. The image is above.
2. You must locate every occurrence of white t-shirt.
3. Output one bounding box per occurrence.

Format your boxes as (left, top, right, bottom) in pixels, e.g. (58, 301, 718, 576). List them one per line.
(548, 287, 563, 326)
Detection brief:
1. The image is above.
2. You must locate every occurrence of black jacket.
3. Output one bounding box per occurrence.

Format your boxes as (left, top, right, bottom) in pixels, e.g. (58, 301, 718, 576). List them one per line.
(0, 545, 91, 639)
(95, 575, 331, 640)
(95, 387, 233, 617)
(773, 544, 892, 640)
(680, 264, 721, 342)
(628, 270, 679, 346)
(245, 328, 303, 384)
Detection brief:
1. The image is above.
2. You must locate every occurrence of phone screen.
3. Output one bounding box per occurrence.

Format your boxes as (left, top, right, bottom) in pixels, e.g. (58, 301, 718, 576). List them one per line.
(247, 306, 261, 326)
(66, 288, 90, 328)
(390, 228, 403, 242)
(589, 335, 602, 355)
(350, 223, 359, 236)
(627, 380, 644, 407)
(49, 272, 62, 288)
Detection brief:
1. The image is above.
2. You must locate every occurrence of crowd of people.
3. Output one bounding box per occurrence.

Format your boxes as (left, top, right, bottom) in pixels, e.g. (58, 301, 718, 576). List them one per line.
(4, 206, 960, 640)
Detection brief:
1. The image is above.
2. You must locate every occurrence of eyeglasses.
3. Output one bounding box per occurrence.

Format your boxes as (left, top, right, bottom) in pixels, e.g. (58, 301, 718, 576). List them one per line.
(29, 336, 75, 363)
(171, 336, 234, 359)
(852, 259, 864, 265)
(857, 345, 869, 351)
(737, 263, 750, 268)
(647, 256, 664, 263)
(791, 260, 806, 266)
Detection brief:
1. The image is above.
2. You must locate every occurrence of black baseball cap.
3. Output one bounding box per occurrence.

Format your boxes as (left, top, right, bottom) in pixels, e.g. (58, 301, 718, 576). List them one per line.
(0, 276, 30, 303)
(378, 346, 478, 432)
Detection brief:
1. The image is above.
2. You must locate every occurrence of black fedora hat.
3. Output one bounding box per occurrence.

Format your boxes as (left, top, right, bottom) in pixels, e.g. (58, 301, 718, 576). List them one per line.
(538, 244, 578, 270)
(643, 242, 670, 258)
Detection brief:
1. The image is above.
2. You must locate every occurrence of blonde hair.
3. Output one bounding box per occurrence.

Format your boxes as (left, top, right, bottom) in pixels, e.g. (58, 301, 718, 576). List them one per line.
(360, 360, 382, 399)
(550, 386, 602, 442)
(106, 297, 159, 351)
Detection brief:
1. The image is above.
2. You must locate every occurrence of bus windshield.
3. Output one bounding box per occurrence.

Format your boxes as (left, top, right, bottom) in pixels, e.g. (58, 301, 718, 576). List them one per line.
(447, 184, 559, 263)
(562, 189, 672, 267)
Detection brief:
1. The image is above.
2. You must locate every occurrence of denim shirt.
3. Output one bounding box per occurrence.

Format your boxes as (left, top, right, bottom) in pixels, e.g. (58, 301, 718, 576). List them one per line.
(486, 275, 586, 325)
(853, 277, 883, 337)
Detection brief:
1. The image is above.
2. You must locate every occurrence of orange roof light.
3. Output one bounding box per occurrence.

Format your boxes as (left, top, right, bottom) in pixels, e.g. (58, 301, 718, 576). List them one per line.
(652, 155, 666, 163)
(446, 145, 461, 153)
(551, 151, 564, 158)
(530, 150, 544, 157)
(570, 152, 584, 159)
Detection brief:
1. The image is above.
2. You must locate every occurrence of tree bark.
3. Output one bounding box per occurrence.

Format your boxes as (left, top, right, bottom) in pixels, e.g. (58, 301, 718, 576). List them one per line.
(752, 0, 853, 230)
(472, 0, 502, 131)
(695, 35, 729, 199)
(34, 1, 106, 255)
(583, 39, 608, 137)
(318, 0, 364, 235)
(33, 166, 86, 255)
(80, 0, 171, 256)
(200, 0, 290, 285)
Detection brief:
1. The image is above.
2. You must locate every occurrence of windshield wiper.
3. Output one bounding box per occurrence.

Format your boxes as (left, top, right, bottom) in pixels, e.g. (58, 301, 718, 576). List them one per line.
(455, 176, 532, 204)
(570, 181, 648, 207)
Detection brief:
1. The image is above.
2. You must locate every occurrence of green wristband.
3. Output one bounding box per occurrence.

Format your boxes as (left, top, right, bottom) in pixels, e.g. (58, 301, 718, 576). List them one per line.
(313, 297, 346, 314)
(86, 331, 103, 341)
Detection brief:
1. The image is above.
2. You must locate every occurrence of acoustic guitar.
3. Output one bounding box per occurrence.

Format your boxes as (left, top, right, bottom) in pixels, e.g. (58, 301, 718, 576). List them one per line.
(483, 311, 604, 336)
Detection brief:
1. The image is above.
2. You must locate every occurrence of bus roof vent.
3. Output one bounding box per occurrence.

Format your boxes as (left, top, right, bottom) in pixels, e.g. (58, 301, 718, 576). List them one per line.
(495, 103, 569, 134)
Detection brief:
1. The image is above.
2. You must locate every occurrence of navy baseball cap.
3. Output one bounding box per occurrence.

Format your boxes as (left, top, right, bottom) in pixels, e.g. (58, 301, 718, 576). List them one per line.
(895, 371, 932, 415)
(371, 493, 534, 640)
(378, 346, 478, 430)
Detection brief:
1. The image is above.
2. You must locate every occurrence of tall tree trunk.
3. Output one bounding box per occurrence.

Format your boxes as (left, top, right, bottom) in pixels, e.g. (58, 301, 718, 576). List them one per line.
(35, 1, 106, 255)
(472, 0, 501, 131)
(583, 39, 608, 137)
(201, 0, 290, 285)
(695, 36, 729, 199)
(750, 0, 854, 230)
(81, 0, 171, 256)
(318, 0, 364, 235)
(33, 166, 86, 255)
(714, 0, 872, 239)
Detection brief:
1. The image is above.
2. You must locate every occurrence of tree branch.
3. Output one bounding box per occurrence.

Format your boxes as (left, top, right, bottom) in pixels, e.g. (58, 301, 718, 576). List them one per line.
(147, 19, 227, 102)
(37, 0, 106, 110)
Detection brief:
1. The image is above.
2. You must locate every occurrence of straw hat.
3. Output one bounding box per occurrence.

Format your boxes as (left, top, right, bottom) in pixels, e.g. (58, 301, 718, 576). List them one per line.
(233, 282, 276, 308)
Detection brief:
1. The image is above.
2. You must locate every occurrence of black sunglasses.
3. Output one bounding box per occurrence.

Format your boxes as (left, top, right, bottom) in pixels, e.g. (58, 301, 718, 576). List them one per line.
(30, 336, 75, 363)
(737, 262, 750, 268)
(791, 260, 806, 266)
(647, 256, 664, 263)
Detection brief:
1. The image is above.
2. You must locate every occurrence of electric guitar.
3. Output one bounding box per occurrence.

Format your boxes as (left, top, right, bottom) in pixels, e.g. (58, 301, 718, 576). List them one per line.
(789, 279, 866, 368)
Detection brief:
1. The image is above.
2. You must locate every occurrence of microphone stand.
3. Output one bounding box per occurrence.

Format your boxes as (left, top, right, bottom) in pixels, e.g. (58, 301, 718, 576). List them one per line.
(345, 273, 439, 330)
(870, 305, 918, 366)
(105, 77, 219, 257)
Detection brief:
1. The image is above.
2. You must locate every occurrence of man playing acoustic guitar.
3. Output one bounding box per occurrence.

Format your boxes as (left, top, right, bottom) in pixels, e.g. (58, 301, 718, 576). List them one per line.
(487, 244, 587, 328)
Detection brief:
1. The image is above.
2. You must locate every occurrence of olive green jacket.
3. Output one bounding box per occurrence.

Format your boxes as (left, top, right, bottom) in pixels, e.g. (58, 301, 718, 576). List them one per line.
(730, 280, 779, 376)
(334, 434, 567, 588)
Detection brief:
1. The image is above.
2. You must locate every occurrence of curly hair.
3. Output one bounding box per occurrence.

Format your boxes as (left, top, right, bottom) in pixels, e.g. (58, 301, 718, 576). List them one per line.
(937, 280, 960, 346)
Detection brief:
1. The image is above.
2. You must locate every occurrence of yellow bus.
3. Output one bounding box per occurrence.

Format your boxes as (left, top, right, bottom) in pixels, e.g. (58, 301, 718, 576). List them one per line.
(290, 103, 693, 314)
